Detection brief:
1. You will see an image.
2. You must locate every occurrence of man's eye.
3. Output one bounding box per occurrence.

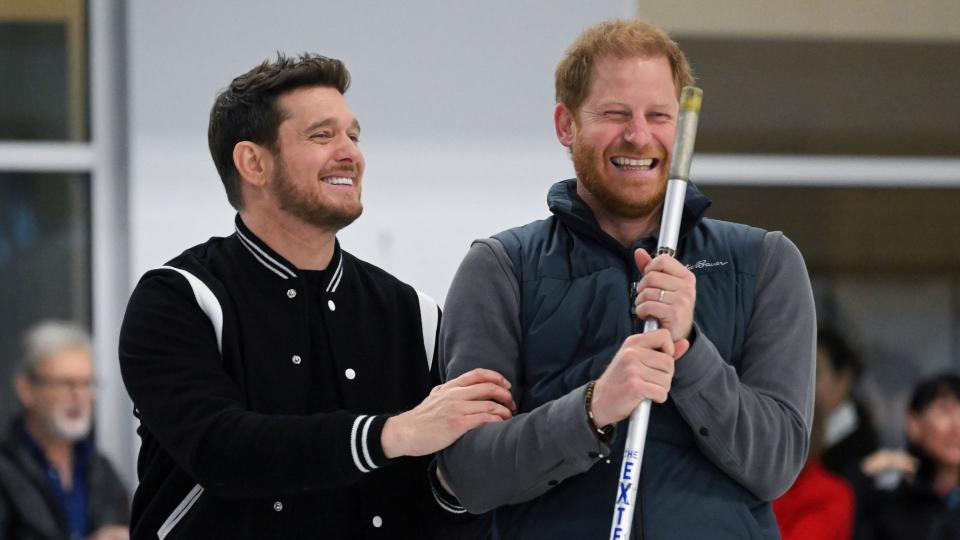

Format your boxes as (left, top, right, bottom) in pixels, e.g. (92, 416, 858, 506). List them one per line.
(348, 133, 361, 143)
(605, 111, 629, 118)
(311, 132, 332, 140)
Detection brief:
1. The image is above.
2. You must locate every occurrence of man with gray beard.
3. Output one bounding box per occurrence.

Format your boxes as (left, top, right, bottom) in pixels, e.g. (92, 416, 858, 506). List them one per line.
(0, 321, 129, 540)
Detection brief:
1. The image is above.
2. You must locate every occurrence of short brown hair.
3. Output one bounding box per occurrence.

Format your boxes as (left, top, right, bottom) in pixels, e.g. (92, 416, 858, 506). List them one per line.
(555, 19, 694, 112)
(208, 53, 351, 209)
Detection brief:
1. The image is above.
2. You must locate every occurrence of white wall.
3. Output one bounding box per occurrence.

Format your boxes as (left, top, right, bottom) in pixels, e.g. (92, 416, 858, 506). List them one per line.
(129, 1, 633, 304)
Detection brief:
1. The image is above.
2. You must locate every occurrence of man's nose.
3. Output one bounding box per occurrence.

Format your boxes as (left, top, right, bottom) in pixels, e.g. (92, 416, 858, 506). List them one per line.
(624, 116, 651, 146)
(333, 134, 362, 163)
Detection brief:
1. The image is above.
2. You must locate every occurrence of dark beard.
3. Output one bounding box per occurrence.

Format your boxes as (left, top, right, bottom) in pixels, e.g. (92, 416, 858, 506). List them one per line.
(571, 137, 667, 220)
(271, 157, 362, 231)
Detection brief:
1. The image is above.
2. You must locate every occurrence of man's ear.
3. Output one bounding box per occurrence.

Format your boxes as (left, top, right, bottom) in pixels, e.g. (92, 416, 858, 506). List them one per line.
(554, 103, 577, 148)
(232, 141, 272, 189)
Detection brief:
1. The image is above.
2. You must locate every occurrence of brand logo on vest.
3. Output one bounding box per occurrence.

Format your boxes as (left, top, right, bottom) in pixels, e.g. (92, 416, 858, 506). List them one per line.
(685, 259, 728, 271)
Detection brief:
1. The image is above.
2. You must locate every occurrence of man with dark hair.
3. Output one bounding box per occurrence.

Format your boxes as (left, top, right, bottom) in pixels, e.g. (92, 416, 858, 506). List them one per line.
(207, 54, 353, 210)
(439, 20, 816, 539)
(857, 373, 960, 540)
(1, 320, 129, 540)
(119, 53, 511, 539)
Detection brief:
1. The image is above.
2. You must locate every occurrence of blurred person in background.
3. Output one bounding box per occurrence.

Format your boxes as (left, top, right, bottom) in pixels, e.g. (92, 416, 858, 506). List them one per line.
(815, 327, 880, 536)
(816, 327, 879, 479)
(856, 372, 960, 540)
(773, 407, 855, 540)
(0, 321, 129, 540)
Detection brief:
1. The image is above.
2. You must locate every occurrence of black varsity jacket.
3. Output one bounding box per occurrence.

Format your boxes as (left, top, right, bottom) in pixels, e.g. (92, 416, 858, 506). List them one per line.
(119, 215, 485, 539)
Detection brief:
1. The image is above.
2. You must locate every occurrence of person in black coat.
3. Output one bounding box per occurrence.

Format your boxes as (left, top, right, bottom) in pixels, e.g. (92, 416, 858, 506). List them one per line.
(857, 373, 960, 540)
(119, 53, 514, 539)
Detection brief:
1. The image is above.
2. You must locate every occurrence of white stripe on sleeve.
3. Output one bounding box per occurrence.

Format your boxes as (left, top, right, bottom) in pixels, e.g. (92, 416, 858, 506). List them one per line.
(159, 266, 224, 355)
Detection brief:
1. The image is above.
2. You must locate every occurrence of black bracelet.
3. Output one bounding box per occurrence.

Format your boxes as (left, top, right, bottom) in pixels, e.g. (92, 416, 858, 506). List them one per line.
(584, 380, 615, 443)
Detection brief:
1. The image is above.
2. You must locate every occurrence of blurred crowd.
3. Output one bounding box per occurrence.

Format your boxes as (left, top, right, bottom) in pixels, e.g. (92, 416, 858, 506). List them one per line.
(774, 327, 960, 540)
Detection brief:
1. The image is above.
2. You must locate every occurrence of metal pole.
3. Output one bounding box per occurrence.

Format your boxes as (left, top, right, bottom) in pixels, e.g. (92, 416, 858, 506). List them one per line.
(608, 86, 702, 540)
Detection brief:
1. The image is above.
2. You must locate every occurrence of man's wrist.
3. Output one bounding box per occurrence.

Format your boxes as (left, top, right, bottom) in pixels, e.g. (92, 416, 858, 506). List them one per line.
(428, 459, 467, 514)
(381, 415, 406, 459)
(585, 381, 615, 443)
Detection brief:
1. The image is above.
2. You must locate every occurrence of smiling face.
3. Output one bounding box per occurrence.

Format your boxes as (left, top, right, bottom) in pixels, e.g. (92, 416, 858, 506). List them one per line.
(556, 55, 679, 221)
(908, 395, 960, 468)
(269, 85, 365, 231)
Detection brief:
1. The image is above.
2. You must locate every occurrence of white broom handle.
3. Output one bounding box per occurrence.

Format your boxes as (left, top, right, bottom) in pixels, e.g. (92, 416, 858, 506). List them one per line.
(608, 86, 702, 540)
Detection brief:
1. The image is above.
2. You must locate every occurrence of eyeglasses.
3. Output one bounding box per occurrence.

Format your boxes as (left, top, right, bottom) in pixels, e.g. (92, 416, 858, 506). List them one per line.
(28, 375, 97, 393)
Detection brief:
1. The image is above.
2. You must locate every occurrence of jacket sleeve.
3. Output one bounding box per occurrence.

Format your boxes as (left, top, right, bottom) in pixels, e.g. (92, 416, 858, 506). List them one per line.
(437, 240, 612, 513)
(670, 232, 816, 500)
(119, 269, 393, 498)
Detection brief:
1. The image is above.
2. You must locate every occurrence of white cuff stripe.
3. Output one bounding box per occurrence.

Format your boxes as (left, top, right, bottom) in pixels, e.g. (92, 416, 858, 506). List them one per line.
(350, 415, 370, 473)
(360, 415, 377, 471)
(430, 480, 467, 514)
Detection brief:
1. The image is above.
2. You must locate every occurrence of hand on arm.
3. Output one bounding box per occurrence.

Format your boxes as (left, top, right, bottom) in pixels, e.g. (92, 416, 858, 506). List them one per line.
(382, 368, 516, 458)
(590, 329, 688, 428)
(439, 240, 622, 511)
(633, 248, 697, 342)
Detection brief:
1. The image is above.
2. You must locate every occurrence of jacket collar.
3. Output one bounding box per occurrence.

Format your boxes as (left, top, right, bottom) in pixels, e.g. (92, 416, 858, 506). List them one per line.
(547, 178, 712, 251)
(233, 214, 346, 292)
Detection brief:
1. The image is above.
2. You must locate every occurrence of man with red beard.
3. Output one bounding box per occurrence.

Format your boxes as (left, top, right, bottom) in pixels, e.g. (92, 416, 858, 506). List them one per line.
(438, 20, 816, 539)
(119, 54, 511, 539)
(1, 321, 129, 540)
